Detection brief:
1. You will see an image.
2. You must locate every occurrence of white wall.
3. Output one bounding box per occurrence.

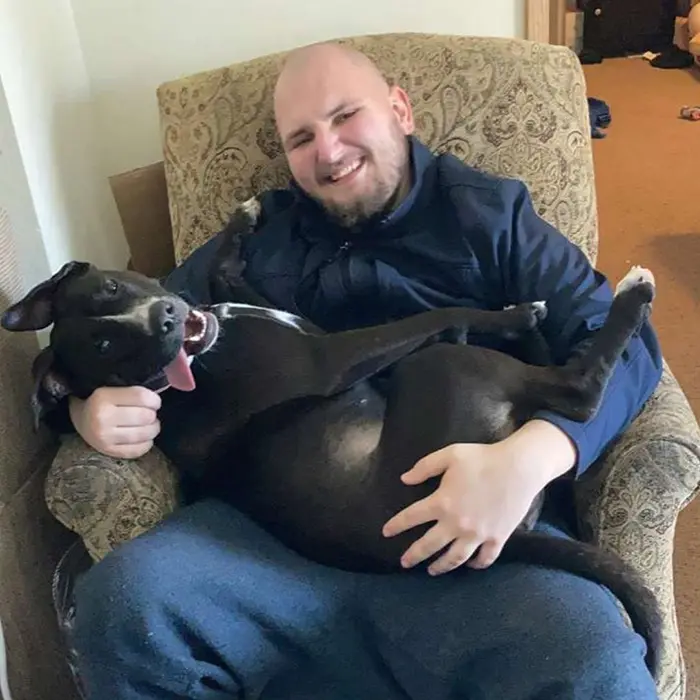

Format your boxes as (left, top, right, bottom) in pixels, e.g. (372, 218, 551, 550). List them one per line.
(0, 0, 524, 283)
(0, 0, 129, 281)
(71, 0, 526, 178)
(0, 81, 51, 291)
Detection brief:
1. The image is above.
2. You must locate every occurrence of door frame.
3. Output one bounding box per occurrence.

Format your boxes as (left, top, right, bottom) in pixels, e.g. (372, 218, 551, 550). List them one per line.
(525, 0, 567, 44)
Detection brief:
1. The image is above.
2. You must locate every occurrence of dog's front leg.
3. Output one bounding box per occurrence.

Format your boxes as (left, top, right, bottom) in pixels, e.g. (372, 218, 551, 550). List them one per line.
(313, 302, 547, 396)
(209, 198, 274, 307)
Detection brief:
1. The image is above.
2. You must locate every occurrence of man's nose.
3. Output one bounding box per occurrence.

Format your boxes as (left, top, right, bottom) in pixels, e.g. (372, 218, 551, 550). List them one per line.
(314, 128, 343, 164)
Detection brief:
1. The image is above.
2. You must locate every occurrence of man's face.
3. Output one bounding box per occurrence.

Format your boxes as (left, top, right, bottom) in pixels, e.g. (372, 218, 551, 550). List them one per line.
(274, 50, 415, 228)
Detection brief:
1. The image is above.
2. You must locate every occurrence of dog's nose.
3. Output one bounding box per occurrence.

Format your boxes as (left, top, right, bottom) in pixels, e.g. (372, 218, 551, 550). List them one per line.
(150, 300, 177, 336)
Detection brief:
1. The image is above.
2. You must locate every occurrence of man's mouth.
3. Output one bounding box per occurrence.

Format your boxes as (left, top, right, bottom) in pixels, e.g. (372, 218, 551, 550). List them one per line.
(324, 157, 365, 184)
(162, 309, 219, 392)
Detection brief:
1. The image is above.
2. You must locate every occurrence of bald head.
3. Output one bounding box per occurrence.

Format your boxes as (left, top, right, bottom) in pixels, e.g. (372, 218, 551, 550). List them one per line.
(274, 43, 390, 121)
(272, 41, 415, 228)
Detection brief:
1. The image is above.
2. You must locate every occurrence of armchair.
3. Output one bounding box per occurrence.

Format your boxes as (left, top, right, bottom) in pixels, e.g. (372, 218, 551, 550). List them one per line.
(44, 33, 700, 700)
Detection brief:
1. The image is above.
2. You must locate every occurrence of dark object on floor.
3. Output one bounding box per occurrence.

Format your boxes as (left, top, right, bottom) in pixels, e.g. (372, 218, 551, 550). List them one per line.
(650, 45, 696, 69)
(579, 48, 603, 65)
(581, 0, 677, 57)
(588, 97, 611, 138)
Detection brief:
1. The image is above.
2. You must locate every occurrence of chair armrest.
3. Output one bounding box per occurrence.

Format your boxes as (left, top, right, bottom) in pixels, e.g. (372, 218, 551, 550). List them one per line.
(44, 433, 182, 562)
(574, 361, 700, 700)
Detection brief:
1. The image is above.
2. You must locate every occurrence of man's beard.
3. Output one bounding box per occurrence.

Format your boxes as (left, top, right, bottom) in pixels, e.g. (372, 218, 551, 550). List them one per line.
(315, 133, 410, 229)
(321, 175, 400, 228)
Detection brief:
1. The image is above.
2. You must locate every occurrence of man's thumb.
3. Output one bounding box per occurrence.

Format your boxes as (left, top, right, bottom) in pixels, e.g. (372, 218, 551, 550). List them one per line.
(401, 448, 449, 484)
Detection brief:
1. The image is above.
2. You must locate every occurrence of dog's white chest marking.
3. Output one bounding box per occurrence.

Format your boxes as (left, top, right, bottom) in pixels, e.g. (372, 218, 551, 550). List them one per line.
(213, 303, 309, 332)
(483, 400, 515, 435)
(328, 420, 383, 471)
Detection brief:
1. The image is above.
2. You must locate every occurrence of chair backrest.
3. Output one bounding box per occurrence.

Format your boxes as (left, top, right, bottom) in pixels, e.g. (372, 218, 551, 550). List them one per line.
(157, 33, 598, 265)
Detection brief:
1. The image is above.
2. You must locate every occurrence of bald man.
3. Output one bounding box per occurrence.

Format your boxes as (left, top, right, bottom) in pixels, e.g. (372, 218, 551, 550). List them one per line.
(67, 42, 662, 699)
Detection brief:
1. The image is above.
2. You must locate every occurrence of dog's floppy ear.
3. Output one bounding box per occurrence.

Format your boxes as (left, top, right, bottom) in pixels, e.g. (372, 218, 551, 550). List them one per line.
(29, 346, 71, 430)
(1, 261, 91, 332)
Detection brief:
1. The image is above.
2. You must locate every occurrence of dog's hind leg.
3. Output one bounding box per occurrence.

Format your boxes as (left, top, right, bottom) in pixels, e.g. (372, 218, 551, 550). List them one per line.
(525, 266, 656, 422)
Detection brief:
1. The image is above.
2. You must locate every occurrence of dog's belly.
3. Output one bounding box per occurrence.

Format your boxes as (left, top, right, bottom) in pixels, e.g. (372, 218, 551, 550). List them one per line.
(230, 384, 405, 568)
(222, 352, 520, 572)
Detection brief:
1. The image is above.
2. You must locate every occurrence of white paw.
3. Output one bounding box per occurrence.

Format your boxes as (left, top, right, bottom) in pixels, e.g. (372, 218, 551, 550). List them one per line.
(532, 300, 547, 314)
(241, 196, 262, 223)
(615, 265, 655, 296)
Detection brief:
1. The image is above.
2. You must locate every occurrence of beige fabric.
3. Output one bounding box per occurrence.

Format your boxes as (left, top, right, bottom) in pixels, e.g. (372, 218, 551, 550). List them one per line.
(43, 33, 700, 699)
(0, 206, 79, 699)
(0, 208, 55, 502)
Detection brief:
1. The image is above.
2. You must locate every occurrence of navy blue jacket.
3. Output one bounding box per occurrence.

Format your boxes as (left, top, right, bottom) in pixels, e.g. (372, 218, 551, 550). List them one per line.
(166, 136, 663, 477)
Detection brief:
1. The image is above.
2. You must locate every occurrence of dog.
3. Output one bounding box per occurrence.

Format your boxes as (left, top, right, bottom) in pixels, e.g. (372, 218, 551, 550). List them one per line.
(1, 199, 662, 680)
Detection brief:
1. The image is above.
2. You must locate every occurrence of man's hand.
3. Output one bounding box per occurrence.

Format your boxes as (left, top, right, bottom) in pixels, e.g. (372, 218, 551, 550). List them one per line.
(69, 387, 162, 459)
(382, 420, 577, 576)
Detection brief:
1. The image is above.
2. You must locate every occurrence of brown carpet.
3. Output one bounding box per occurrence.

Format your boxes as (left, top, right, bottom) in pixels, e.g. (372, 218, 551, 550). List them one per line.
(582, 56, 700, 698)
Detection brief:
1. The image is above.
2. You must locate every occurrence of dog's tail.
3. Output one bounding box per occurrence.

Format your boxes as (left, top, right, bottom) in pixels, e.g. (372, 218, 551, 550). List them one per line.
(500, 529, 662, 682)
(527, 266, 655, 422)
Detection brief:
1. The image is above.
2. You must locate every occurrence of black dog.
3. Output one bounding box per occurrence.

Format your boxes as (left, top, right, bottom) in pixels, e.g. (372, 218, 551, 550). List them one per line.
(1, 199, 662, 680)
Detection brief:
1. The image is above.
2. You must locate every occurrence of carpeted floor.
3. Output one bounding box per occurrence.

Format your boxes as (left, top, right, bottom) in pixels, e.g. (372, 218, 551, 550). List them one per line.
(582, 55, 700, 698)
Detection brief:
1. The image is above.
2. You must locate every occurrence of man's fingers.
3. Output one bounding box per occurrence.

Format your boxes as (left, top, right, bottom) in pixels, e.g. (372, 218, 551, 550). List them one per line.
(383, 498, 434, 538)
(113, 420, 161, 446)
(467, 540, 504, 570)
(114, 407, 160, 428)
(110, 386, 162, 411)
(401, 446, 452, 484)
(428, 538, 480, 576)
(107, 441, 155, 460)
(399, 524, 453, 569)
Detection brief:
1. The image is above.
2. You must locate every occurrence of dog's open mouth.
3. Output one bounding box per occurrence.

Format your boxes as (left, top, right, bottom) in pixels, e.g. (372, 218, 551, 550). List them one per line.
(161, 309, 219, 392)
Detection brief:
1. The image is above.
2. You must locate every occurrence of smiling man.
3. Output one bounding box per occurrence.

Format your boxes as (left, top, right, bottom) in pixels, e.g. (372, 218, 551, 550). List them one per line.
(66, 42, 662, 699)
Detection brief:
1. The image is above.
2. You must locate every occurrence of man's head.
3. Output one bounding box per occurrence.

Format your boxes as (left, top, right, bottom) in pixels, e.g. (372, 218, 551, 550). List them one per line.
(273, 42, 415, 228)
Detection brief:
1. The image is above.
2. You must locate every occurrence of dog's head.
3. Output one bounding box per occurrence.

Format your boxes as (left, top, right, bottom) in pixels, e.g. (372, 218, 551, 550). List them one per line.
(1, 261, 219, 427)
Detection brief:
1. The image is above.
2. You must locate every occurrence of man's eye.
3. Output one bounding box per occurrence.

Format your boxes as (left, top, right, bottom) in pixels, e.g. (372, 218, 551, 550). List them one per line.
(336, 110, 357, 123)
(290, 135, 312, 150)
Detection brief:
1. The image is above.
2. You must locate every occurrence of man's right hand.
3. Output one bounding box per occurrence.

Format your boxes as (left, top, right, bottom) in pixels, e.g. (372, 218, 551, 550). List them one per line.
(69, 387, 162, 459)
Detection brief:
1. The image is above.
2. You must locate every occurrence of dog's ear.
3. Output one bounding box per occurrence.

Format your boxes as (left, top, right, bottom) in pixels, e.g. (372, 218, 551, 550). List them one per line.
(1, 261, 91, 332)
(29, 346, 71, 430)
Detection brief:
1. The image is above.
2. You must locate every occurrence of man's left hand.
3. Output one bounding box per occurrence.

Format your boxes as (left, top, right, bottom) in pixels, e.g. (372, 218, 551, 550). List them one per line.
(381, 420, 577, 576)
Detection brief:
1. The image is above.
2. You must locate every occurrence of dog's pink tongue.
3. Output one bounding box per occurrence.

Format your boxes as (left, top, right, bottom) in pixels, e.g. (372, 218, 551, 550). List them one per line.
(163, 348, 196, 391)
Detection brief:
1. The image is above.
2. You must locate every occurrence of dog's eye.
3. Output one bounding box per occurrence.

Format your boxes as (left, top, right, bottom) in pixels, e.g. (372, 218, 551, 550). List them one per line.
(94, 338, 111, 354)
(104, 279, 118, 295)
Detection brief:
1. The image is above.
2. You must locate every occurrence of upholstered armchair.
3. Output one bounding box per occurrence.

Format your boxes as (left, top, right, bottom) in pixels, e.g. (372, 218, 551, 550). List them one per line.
(44, 34, 700, 700)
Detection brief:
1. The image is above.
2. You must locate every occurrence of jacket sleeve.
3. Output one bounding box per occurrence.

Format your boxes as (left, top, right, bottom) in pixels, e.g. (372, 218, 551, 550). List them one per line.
(499, 180, 663, 477)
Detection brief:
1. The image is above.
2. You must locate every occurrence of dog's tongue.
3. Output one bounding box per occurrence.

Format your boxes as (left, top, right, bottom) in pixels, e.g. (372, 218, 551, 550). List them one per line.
(163, 348, 196, 391)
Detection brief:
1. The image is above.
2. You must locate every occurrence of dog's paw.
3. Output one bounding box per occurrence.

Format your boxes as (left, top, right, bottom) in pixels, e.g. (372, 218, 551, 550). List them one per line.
(530, 301, 547, 322)
(240, 197, 262, 226)
(615, 265, 655, 301)
(505, 301, 548, 330)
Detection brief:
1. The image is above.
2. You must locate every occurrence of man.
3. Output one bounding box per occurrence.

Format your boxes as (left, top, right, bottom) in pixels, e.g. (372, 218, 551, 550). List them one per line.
(67, 42, 663, 698)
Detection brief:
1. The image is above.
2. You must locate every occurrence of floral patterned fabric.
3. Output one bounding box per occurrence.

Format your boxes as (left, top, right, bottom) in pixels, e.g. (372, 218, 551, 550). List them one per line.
(44, 34, 700, 699)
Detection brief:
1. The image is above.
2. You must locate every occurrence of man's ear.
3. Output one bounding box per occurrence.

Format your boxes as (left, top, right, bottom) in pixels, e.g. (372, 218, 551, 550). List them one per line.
(30, 346, 71, 430)
(1, 261, 91, 332)
(389, 84, 415, 135)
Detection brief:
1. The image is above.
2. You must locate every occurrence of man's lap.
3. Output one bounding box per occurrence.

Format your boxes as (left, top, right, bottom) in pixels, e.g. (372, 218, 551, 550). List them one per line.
(73, 498, 653, 699)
